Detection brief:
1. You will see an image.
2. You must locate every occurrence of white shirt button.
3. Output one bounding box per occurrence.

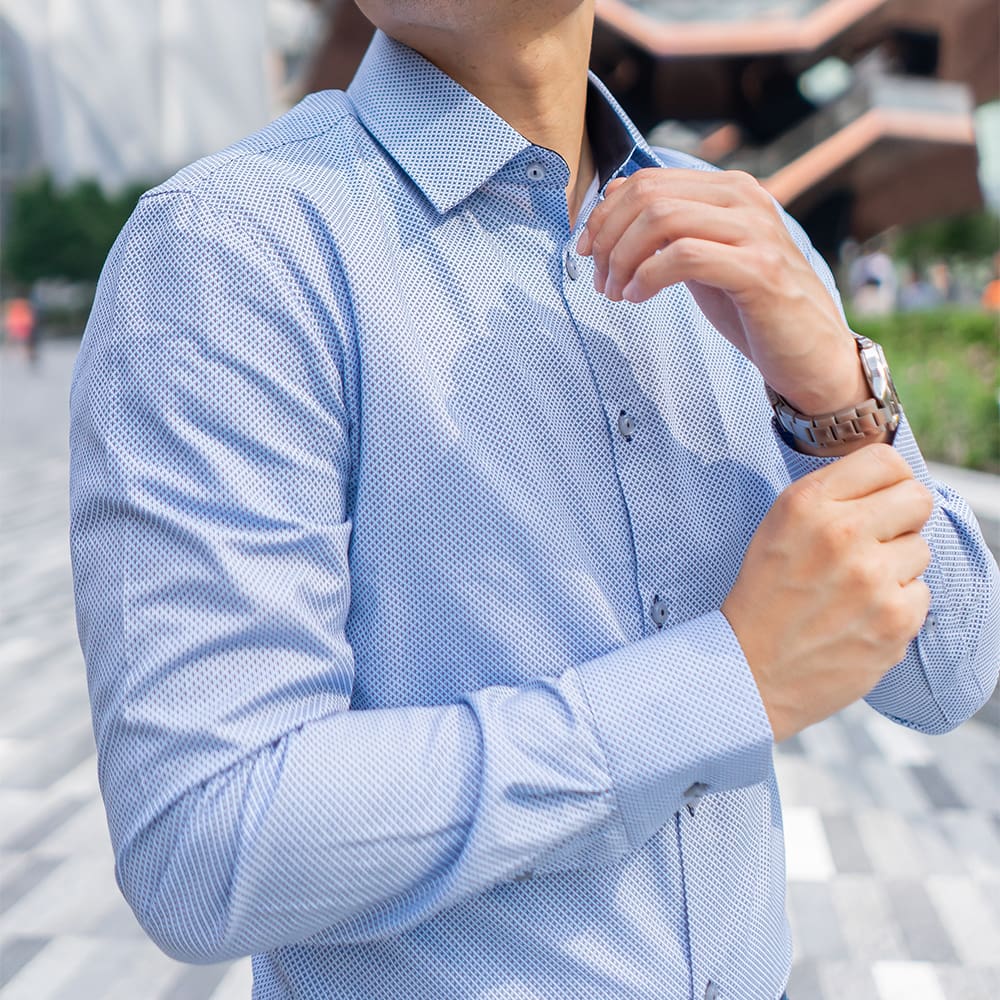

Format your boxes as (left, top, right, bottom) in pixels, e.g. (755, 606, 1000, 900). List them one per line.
(526, 163, 546, 182)
(564, 251, 578, 280)
(685, 781, 709, 815)
(704, 982, 720, 1000)
(617, 410, 635, 441)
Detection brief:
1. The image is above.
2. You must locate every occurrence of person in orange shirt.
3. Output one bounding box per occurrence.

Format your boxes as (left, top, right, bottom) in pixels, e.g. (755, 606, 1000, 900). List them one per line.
(3, 296, 38, 363)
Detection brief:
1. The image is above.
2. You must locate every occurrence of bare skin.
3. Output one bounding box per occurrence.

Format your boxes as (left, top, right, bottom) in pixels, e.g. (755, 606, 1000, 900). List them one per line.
(355, 1, 934, 742)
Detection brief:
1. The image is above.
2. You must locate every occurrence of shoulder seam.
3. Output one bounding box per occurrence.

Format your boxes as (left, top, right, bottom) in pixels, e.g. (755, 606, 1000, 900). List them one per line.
(143, 104, 358, 201)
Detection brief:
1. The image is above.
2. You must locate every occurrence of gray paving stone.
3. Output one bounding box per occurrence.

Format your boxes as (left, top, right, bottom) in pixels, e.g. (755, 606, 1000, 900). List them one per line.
(785, 959, 824, 1000)
(855, 809, 926, 879)
(821, 812, 873, 874)
(0, 936, 49, 989)
(787, 882, 847, 960)
(161, 963, 233, 1000)
(0, 855, 63, 916)
(924, 875, 1000, 966)
(816, 960, 880, 1000)
(829, 875, 907, 963)
(0, 725, 95, 790)
(909, 764, 967, 811)
(934, 964, 1000, 1000)
(885, 880, 958, 963)
(4, 797, 88, 851)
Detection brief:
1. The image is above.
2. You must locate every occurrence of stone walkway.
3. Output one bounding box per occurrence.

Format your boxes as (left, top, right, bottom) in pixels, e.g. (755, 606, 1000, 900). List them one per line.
(2, 340, 998, 999)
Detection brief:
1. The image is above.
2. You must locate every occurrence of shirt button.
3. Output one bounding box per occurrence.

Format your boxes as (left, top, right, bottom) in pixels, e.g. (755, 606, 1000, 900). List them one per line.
(564, 251, 579, 280)
(526, 163, 546, 181)
(650, 597, 668, 628)
(704, 982, 720, 1000)
(617, 410, 635, 440)
(685, 781, 710, 816)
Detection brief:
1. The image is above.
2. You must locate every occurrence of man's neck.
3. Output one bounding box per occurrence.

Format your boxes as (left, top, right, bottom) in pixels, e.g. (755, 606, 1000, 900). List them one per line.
(386, 5, 597, 227)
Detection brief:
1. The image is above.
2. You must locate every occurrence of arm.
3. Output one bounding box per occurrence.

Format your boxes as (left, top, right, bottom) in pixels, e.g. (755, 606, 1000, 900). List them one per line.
(70, 189, 775, 963)
(577, 167, 1000, 739)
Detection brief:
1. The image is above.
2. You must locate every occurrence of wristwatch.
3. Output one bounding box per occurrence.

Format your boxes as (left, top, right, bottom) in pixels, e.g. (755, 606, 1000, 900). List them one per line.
(766, 334, 902, 450)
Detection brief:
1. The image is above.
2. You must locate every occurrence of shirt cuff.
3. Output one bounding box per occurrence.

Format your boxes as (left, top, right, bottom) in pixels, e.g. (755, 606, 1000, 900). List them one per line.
(574, 610, 774, 851)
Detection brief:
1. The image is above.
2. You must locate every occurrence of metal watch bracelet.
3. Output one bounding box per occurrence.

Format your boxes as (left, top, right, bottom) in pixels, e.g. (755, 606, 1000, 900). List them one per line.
(766, 390, 899, 449)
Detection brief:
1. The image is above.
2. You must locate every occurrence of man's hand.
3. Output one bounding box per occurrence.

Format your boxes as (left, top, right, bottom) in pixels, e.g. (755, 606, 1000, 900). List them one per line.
(576, 168, 868, 416)
(721, 445, 934, 742)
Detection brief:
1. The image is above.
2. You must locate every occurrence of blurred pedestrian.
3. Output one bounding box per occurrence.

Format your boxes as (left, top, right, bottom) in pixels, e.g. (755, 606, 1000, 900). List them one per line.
(3, 295, 38, 365)
(848, 240, 896, 315)
(898, 265, 940, 312)
(981, 251, 1000, 312)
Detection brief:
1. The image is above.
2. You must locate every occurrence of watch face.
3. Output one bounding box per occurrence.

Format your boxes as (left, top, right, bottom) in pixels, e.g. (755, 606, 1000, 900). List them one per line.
(867, 341, 902, 424)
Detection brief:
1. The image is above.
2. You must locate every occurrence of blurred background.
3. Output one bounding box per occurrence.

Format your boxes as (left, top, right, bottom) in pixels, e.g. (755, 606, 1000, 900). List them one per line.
(0, 2, 998, 998)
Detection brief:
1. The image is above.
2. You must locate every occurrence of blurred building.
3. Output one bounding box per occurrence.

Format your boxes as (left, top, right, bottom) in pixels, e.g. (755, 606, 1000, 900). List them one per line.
(0, 0, 322, 202)
(304, 1, 999, 259)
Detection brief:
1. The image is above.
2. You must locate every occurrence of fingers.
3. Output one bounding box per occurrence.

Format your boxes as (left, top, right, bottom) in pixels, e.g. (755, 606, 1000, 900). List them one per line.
(808, 444, 918, 502)
(883, 532, 933, 584)
(899, 577, 933, 637)
(854, 476, 936, 542)
(597, 201, 756, 301)
(614, 237, 768, 303)
(577, 168, 778, 290)
(577, 167, 773, 259)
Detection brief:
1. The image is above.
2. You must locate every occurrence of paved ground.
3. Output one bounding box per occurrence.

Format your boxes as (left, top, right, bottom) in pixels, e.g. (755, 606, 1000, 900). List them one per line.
(2, 339, 998, 999)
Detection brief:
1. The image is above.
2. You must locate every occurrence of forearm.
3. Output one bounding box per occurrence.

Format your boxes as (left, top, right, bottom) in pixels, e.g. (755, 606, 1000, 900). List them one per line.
(112, 615, 773, 963)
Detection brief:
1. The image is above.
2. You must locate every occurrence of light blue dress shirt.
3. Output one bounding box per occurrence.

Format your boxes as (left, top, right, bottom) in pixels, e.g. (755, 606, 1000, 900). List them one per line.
(70, 30, 1000, 1000)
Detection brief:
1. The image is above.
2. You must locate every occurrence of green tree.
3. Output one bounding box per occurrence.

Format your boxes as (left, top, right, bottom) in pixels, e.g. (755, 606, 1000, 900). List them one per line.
(894, 209, 1000, 266)
(2, 174, 149, 284)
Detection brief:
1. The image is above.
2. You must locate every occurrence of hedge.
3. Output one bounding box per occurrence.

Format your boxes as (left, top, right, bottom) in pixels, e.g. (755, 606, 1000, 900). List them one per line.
(850, 310, 999, 473)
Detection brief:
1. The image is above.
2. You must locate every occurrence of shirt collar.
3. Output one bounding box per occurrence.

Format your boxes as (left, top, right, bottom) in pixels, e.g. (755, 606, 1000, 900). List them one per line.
(347, 30, 656, 215)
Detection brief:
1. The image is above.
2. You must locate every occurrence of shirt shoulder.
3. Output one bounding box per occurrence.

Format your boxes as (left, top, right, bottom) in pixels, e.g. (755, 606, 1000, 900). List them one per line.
(140, 90, 376, 233)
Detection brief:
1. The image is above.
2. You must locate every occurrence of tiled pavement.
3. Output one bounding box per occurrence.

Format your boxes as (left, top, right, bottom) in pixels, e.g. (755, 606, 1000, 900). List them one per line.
(2, 340, 998, 999)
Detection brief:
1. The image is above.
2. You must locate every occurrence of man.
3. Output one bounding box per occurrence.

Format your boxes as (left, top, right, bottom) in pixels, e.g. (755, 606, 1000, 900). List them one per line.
(70, 2, 999, 998)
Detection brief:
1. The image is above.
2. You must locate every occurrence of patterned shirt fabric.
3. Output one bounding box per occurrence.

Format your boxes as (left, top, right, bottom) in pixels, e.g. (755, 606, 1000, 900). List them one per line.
(69, 29, 1000, 1000)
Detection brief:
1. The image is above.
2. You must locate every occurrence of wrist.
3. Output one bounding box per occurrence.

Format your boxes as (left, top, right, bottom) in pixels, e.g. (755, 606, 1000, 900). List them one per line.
(767, 333, 902, 456)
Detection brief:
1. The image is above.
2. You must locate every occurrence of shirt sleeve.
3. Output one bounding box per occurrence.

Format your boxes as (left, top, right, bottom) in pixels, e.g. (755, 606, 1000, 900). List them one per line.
(772, 229, 1000, 735)
(70, 188, 774, 964)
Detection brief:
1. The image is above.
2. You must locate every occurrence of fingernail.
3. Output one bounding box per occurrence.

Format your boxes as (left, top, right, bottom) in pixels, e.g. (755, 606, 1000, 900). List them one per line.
(622, 281, 641, 302)
(576, 231, 589, 255)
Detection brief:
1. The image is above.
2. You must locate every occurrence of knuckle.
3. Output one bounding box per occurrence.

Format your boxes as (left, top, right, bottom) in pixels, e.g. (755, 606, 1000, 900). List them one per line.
(913, 483, 935, 520)
(756, 247, 784, 280)
(869, 442, 909, 476)
(670, 237, 702, 267)
(913, 536, 932, 573)
(630, 174, 659, 203)
(728, 169, 759, 191)
(591, 234, 611, 259)
(645, 199, 675, 230)
(845, 552, 878, 592)
(781, 476, 823, 522)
